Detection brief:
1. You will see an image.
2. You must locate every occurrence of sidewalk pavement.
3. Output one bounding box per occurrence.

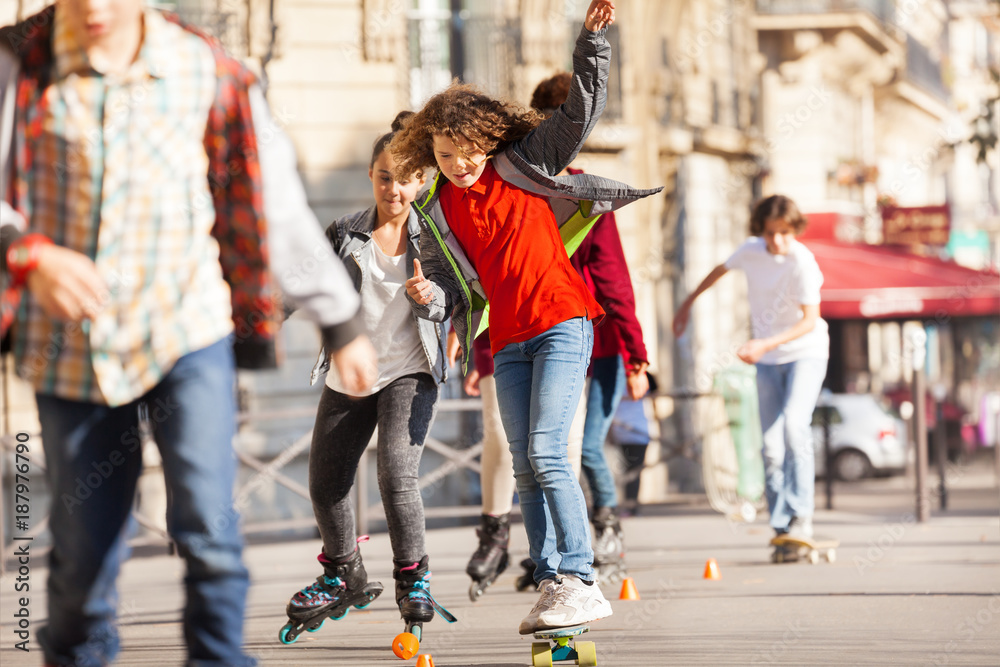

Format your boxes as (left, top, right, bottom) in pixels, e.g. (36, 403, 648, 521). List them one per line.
(2, 455, 998, 666)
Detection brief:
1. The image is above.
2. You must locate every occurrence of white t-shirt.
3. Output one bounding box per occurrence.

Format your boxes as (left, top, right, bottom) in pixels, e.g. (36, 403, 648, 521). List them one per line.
(326, 243, 430, 396)
(724, 237, 830, 364)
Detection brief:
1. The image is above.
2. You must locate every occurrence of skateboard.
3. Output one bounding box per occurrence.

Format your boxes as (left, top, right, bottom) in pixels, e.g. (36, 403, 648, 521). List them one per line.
(531, 625, 597, 667)
(769, 534, 838, 564)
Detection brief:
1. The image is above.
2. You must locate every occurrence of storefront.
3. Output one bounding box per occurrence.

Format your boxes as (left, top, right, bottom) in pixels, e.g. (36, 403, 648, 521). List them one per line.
(799, 233, 1000, 451)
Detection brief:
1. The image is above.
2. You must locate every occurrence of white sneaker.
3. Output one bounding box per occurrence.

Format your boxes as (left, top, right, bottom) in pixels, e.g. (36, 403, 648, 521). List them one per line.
(518, 579, 560, 635)
(535, 574, 613, 630)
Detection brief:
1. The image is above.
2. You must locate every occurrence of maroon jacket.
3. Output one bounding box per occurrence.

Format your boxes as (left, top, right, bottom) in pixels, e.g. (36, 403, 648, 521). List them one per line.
(473, 172, 647, 376)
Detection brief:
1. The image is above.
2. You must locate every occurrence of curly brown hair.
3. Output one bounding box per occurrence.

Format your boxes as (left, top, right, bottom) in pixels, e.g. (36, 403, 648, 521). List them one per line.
(388, 82, 544, 181)
(530, 72, 572, 113)
(749, 194, 808, 236)
(370, 110, 415, 170)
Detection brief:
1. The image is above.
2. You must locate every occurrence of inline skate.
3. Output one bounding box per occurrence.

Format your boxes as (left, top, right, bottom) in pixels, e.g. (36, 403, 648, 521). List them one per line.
(466, 513, 510, 601)
(278, 548, 382, 644)
(592, 506, 627, 585)
(394, 555, 457, 641)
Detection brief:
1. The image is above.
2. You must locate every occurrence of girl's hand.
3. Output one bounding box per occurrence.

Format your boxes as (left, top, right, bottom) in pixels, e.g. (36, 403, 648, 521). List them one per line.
(463, 368, 482, 397)
(737, 339, 771, 365)
(585, 0, 615, 31)
(405, 258, 434, 305)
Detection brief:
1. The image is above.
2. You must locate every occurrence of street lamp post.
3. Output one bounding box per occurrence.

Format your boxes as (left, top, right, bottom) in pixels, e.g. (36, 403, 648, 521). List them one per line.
(931, 383, 948, 511)
(906, 327, 929, 522)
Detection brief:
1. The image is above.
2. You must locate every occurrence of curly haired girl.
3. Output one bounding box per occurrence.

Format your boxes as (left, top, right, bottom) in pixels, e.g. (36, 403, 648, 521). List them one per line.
(392, 0, 661, 635)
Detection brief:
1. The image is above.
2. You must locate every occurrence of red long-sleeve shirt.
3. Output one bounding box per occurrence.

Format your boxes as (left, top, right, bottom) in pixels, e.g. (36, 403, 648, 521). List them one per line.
(440, 161, 603, 357)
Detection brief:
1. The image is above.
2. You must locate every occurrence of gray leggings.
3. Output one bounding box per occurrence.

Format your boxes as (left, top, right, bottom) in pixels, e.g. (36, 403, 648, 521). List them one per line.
(309, 373, 438, 563)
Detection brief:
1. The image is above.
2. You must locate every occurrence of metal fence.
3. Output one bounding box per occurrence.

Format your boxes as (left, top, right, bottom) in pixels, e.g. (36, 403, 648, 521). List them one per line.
(2, 389, 747, 574)
(755, 0, 897, 28)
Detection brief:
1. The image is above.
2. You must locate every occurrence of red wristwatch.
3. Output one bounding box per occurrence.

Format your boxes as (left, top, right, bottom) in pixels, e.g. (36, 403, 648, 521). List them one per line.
(5, 234, 53, 288)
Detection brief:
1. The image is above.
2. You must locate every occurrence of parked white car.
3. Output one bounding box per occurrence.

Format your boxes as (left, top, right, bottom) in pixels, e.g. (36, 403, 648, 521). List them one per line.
(812, 393, 908, 482)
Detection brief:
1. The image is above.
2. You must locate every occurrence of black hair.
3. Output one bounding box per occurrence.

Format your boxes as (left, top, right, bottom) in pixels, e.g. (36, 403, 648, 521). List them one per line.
(370, 110, 415, 169)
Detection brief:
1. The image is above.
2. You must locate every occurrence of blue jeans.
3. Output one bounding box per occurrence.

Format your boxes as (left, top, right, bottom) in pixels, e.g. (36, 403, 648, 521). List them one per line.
(581, 355, 627, 510)
(493, 317, 595, 583)
(755, 358, 828, 534)
(36, 337, 255, 667)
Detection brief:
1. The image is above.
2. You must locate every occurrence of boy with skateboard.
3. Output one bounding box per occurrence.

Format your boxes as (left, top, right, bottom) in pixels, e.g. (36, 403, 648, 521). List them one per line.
(394, 0, 661, 635)
(673, 195, 831, 562)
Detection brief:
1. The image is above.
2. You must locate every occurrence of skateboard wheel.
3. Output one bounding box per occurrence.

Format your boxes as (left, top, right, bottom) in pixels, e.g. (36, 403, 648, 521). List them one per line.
(576, 640, 598, 666)
(826, 549, 836, 563)
(531, 642, 553, 667)
(807, 550, 819, 565)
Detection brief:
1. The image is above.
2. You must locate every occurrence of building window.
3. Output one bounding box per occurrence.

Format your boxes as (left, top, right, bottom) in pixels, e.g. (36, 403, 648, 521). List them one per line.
(152, 0, 246, 55)
(408, 0, 520, 107)
(407, 1, 621, 119)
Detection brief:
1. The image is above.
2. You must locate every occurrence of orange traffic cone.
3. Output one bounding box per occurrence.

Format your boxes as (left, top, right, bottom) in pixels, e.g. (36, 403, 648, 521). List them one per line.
(416, 655, 436, 667)
(703, 558, 721, 580)
(619, 576, 641, 600)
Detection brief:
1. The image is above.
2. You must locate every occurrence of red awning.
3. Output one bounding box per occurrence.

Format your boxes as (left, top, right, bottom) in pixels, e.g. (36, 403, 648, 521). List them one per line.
(802, 240, 1000, 320)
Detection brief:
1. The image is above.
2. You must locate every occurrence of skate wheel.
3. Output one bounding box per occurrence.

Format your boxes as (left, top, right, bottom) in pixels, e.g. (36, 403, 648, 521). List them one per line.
(531, 642, 553, 667)
(405, 622, 422, 642)
(576, 640, 598, 666)
(807, 549, 819, 565)
(825, 549, 836, 563)
(278, 622, 299, 645)
(306, 618, 325, 632)
(469, 581, 484, 602)
(330, 607, 349, 620)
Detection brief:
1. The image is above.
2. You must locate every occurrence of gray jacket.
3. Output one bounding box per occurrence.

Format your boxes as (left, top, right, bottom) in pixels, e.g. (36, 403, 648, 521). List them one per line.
(309, 206, 448, 386)
(408, 26, 663, 372)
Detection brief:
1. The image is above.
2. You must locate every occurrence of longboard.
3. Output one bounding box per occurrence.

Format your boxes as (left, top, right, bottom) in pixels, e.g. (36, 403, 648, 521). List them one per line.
(770, 534, 839, 564)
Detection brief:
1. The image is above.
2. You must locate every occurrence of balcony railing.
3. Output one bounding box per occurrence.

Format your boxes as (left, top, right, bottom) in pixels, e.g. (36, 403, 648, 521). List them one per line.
(755, 0, 897, 29)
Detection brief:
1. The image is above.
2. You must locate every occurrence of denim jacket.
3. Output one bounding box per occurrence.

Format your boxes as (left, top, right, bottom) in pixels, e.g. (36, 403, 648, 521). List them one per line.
(407, 26, 663, 373)
(309, 206, 448, 386)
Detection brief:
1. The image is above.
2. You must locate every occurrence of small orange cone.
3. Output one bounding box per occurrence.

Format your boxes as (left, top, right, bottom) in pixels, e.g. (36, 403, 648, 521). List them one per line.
(618, 576, 641, 600)
(415, 655, 436, 667)
(703, 558, 721, 580)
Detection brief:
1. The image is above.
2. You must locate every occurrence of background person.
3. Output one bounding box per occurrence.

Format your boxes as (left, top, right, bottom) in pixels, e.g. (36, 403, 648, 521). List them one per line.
(280, 113, 454, 645)
(673, 194, 829, 550)
(393, 0, 660, 634)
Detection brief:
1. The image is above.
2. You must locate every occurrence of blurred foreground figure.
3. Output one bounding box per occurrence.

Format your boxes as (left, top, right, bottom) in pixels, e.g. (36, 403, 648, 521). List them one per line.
(0, 1, 375, 664)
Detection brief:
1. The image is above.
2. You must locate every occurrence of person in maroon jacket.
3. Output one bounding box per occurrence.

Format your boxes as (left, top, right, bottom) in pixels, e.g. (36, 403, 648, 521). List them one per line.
(463, 71, 650, 594)
(564, 169, 650, 584)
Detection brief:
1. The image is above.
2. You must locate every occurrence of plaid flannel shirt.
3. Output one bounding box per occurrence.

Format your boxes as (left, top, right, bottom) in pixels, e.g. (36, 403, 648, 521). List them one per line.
(1, 6, 281, 405)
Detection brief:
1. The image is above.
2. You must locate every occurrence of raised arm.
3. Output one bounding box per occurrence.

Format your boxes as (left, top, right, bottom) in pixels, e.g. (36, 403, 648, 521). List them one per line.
(672, 263, 729, 337)
(511, 1, 615, 175)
